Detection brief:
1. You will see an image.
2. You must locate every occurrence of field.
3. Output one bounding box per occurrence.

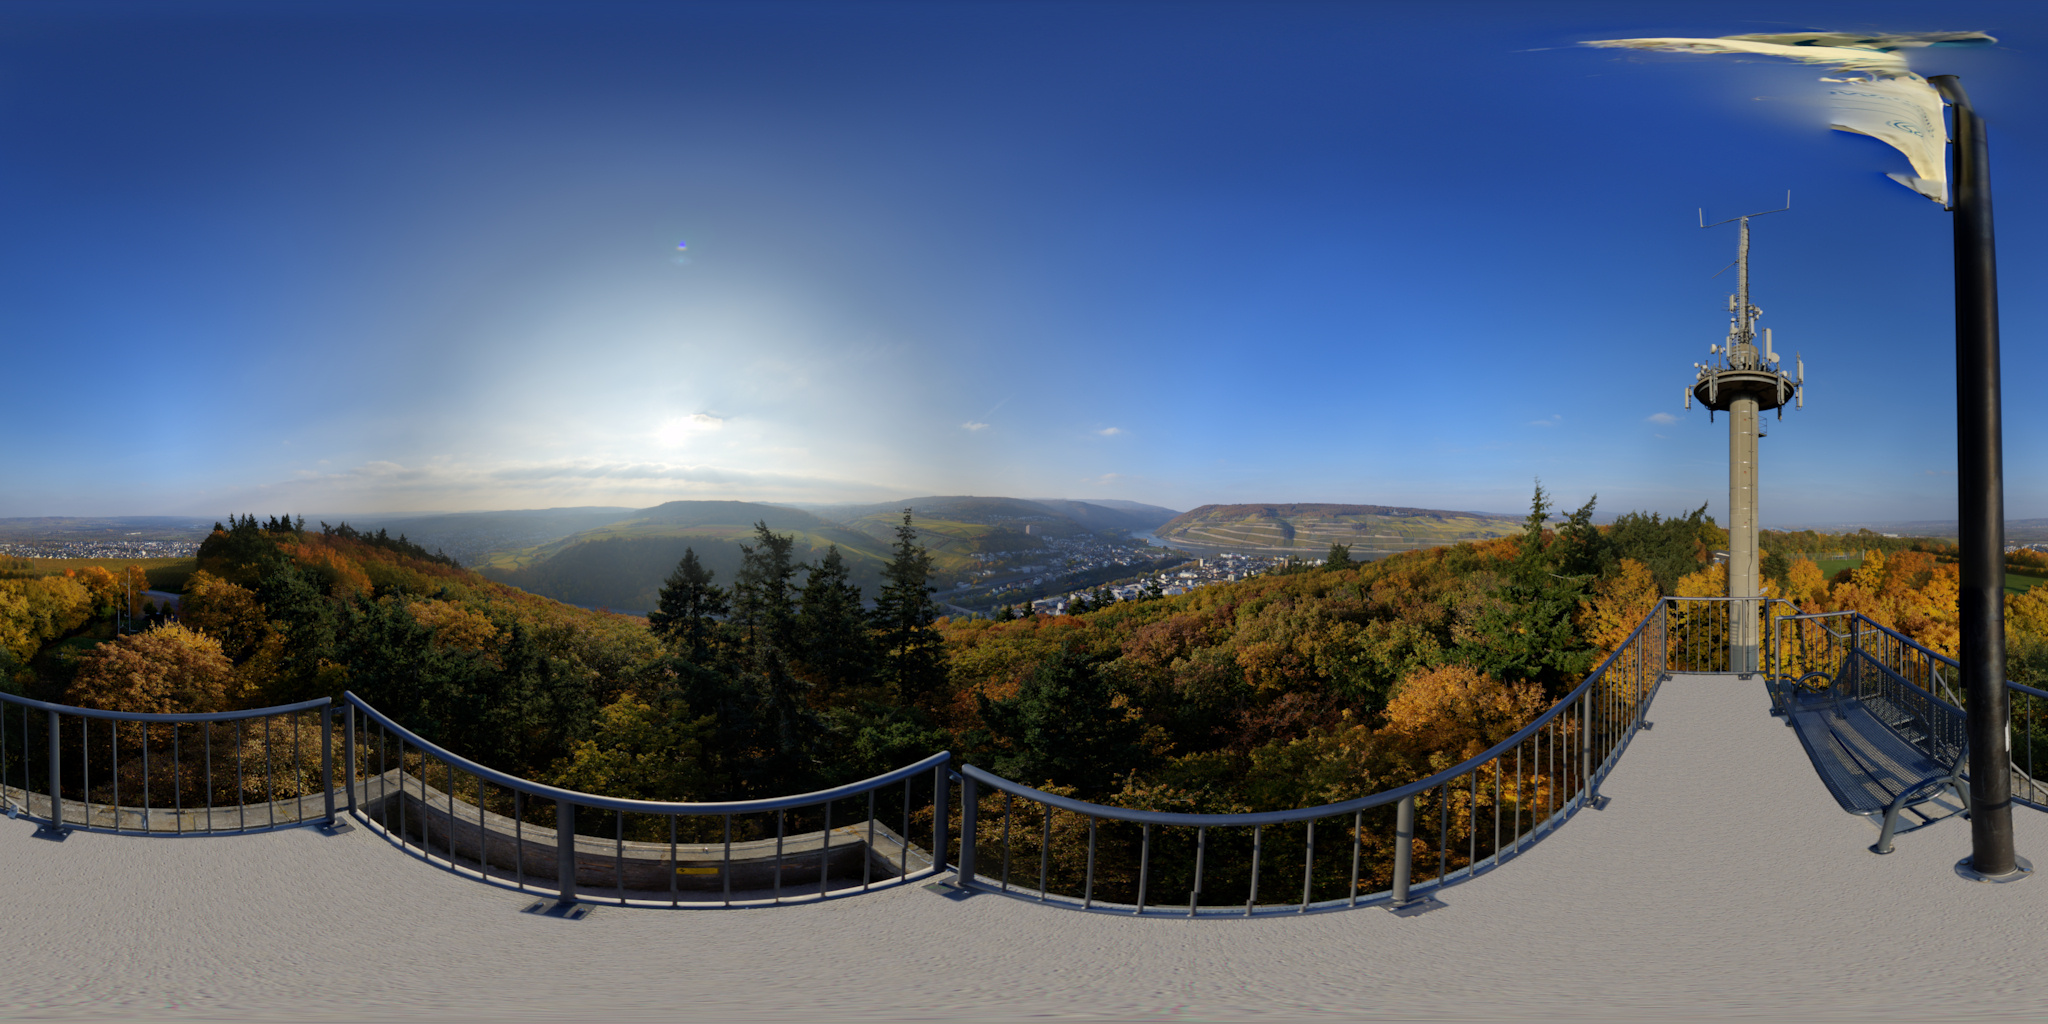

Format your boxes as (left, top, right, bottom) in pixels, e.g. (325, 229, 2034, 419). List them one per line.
(1815, 558, 1863, 580)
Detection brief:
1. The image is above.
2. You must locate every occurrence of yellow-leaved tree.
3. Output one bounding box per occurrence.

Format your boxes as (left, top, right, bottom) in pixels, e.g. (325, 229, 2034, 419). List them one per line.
(1786, 558, 1828, 607)
(1578, 558, 1661, 659)
(68, 623, 233, 715)
(179, 570, 269, 661)
(1380, 663, 1548, 764)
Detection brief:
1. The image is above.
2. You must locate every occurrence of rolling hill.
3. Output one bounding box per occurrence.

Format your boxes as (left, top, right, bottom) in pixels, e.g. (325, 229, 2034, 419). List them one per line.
(1156, 503, 1522, 557)
(477, 496, 1183, 613)
(346, 507, 638, 566)
(478, 501, 892, 613)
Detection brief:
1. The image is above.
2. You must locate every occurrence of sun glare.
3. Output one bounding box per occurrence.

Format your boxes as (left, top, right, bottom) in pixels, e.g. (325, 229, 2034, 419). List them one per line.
(654, 413, 725, 446)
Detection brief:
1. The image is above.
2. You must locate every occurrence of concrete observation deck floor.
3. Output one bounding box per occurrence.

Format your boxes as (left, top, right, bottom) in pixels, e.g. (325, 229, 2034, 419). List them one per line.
(8, 673, 2048, 1022)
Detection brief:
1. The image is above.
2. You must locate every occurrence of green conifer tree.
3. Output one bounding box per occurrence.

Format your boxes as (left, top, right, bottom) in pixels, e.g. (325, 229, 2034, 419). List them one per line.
(731, 522, 800, 653)
(796, 545, 872, 700)
(648, 547, 728, 664)
(871, 510, 946, 706)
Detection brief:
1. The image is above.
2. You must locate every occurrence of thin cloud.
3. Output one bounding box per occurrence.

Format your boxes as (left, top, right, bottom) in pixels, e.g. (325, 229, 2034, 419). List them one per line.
(251, 458, 900, 509)
(961, 421, 990, 432)
(1646, 412, 1679, 425)
(1096, 427, 1123, 437)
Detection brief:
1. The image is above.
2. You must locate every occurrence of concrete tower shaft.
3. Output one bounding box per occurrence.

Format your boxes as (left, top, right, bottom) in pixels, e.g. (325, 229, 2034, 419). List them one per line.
(1688, 206, 1800, 675)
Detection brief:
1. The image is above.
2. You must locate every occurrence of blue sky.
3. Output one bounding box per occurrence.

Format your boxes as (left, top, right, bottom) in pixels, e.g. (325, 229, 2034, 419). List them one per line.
(2, 1, 2042, 525)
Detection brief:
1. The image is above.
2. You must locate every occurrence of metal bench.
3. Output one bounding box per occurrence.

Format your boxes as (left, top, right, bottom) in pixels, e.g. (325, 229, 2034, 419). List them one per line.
(1774, 655, 1969, 854)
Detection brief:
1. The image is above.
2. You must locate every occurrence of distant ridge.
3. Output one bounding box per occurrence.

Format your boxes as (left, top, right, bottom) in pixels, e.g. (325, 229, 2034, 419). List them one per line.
(478, 495, 1180, 612)
(1157, 503, 1521, 556)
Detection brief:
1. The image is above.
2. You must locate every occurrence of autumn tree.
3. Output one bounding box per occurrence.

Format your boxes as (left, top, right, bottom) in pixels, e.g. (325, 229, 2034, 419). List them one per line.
(180, 570, 269, 660)
(1380, 663, 1548, 763)
(68, 623, 233, 715)
(1578, 558, 1661, 658)
(1785, 557, 1828, 606)
(553, 693, 714, 805)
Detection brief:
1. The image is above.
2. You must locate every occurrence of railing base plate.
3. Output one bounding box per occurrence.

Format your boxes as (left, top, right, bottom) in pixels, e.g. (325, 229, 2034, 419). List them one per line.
(30, 824, 68, 842)
(317, 820, 356, 836)
(923, 880, 974, 901)
(523, 900, 593, 920)
(1387, 896, 1445, 917)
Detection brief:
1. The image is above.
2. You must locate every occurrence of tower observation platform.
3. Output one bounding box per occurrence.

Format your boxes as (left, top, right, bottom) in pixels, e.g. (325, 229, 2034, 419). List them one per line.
(5, 598, 2048, 1020)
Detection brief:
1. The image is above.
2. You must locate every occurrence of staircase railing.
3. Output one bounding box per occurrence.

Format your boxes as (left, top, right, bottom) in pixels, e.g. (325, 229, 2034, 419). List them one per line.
(1760, 609, 2048, 810)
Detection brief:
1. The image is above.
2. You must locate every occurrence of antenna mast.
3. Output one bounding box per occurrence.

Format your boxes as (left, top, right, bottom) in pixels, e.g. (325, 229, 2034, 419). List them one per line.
(1688, 193, 1799, 675)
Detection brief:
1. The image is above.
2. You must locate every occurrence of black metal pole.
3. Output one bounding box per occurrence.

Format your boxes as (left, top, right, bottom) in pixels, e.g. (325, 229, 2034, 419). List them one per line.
(1931, 75, 2018, 879)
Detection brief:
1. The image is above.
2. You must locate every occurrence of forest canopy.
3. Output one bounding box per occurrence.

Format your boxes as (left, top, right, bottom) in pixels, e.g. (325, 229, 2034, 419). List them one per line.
(5, 489, 2030, 819)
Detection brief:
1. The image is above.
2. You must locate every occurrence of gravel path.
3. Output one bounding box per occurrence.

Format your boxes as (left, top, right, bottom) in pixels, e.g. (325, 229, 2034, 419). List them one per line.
(6, 673, 2048, 1023)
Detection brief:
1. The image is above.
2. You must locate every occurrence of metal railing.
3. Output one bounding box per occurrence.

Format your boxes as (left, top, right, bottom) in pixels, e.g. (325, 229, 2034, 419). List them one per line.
(0, 690, 337, 836)
(1765, 610, 2048, 809)
(341, 692, 951, 907)
(946, 598, 1675, 916)
(1662, 595, 1805, 675)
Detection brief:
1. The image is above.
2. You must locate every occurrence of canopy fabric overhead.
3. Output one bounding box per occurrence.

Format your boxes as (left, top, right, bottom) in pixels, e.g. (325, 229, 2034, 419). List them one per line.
(1581, 31, 1996, 205)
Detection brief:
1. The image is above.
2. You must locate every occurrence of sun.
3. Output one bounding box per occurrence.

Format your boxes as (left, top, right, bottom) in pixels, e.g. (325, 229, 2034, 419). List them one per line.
(654, 413, 725, 447)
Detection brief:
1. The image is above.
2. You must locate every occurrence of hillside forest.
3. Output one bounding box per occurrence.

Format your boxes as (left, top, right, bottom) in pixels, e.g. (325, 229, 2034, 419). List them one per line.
(8, 492, 2048, 848)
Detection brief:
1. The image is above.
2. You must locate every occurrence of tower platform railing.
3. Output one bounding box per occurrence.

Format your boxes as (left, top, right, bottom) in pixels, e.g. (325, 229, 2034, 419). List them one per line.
(947, 598, 1677, 915)
(339, 692, 952, 908)
(0, 690, 337, 837)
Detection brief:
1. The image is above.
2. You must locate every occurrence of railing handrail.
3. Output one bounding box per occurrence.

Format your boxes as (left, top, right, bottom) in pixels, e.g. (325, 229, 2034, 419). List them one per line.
(1807, 610, 2048, 701)
(343, 690, 949, 816)
(0, 690, 331, 724)
(962, 596, 1676, 829)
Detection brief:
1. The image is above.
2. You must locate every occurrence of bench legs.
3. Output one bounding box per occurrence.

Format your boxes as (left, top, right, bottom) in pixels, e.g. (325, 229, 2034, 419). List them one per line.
(1872, 775, 1967, 855)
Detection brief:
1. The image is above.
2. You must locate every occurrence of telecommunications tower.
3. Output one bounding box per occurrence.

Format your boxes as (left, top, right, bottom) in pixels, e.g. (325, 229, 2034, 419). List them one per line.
(1687, 197, 1803, 674)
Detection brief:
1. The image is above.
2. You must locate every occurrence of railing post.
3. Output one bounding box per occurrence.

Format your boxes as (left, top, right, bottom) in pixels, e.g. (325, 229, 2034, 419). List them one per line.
(931, 763, 949, 874)
(1844, 617, 1860, 713)
(39, 709, 64, 836)
(957, 772, 977, 888)
(321, 707, 336, 828)
(555, 799, 577, 904)
(1390, 793, 1415, 908)
(343, 704, 357, 814)
(1582, 692, 1594, 802)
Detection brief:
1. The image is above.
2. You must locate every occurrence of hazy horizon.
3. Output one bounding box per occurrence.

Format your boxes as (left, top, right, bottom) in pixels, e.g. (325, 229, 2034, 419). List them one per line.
(5, 2, 2044, 527)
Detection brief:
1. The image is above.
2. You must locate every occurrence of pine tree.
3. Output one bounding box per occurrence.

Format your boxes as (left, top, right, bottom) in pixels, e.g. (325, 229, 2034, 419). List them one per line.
(796, 545, 872, 699)
(1459, 482, 1597, 694)
(648, 547, 728, 663)
(732, 521, 800, 652)
(871, 510, 946, 706)
(1325, 543, 1354, 570)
